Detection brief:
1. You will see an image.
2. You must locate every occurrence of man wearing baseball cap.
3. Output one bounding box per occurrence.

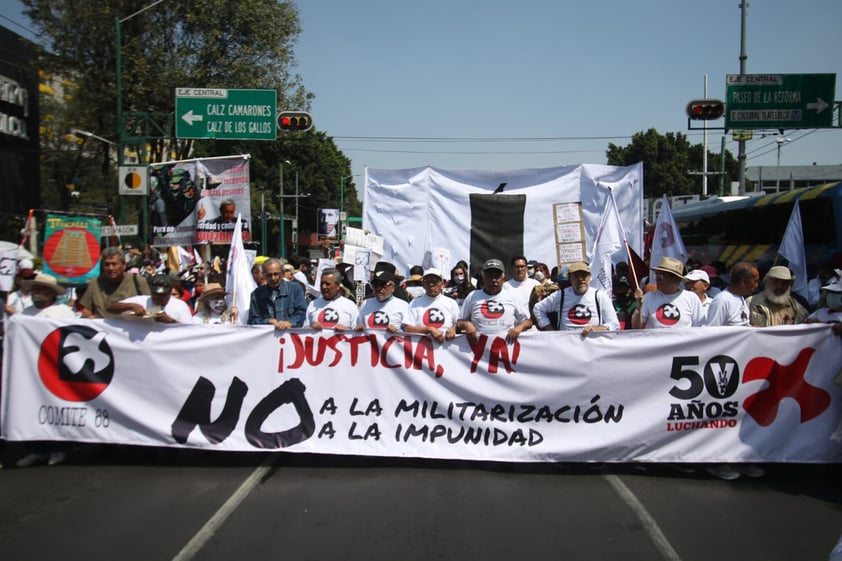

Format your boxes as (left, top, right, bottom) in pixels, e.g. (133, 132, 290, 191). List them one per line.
(632, 256, 704, 329)
(355, 269, 410, 332)
(403, 268, 461, 343)
(119, 273, 194, 324)
(456, 258, 532, 345)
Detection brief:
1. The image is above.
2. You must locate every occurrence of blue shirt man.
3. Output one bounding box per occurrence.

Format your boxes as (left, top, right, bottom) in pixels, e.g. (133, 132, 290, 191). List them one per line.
(247, 258, 307, 329)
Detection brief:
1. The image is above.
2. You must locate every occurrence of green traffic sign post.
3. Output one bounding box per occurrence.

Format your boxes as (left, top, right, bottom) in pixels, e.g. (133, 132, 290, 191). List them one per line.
(725, 73, 836, 130)
(175, 88, 277, 140)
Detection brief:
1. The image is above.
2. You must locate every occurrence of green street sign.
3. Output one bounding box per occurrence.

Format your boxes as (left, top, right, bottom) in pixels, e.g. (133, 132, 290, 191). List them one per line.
(175, 88, 277, 140)
(725, 73, 836, 129)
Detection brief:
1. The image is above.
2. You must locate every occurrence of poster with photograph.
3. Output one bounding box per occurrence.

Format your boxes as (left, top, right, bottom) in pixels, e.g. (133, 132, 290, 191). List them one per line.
(150, 156, 251, 247)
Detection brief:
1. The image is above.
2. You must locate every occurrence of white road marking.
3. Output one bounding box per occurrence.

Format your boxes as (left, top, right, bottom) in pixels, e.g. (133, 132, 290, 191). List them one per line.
(603, 474, 683, 561)
(171, 455, 276, 561)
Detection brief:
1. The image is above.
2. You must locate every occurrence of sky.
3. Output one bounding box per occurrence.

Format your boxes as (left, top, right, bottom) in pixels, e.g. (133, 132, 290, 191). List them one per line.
(4, 0, 842, 184)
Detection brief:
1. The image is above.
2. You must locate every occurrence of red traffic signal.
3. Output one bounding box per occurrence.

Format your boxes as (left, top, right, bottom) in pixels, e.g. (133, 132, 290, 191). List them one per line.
(686, 99, 725, 120)
(278, 111, 313, 132)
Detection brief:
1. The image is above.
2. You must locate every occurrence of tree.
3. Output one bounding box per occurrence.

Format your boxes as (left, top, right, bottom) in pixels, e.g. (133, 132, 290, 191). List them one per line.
(606, 129, 740, 199)
(21, 0, 360, 251)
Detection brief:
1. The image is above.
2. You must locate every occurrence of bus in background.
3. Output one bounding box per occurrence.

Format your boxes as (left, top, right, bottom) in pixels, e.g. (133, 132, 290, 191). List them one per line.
(670, 181, 842, 275)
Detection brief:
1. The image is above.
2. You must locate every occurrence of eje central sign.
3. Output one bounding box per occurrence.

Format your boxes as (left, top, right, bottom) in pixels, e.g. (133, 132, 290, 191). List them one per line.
(725, 73, 836, 129)
(175, 88, 277, 140)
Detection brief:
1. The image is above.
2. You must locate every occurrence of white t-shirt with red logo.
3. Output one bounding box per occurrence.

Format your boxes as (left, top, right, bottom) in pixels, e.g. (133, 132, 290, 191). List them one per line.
(305, 295, 359, 329)
(640, 289, 704, 328)
(356, 296, 410, 330)
(533, 286, 619, 331)
(460, 287, 529, 335)
(405, 293, 461, 329)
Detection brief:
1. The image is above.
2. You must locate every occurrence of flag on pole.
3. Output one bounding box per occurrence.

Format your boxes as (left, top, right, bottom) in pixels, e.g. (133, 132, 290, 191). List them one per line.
(625, 244, 649, 291)
(779, 200, 808, 299)
(649, 195, 687, 278)
(226, 214, 257, 324)
(589, 190, 626, 296)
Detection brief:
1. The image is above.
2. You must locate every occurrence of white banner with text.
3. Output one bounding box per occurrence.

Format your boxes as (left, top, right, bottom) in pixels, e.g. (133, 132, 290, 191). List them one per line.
(3, 315, 842, 463)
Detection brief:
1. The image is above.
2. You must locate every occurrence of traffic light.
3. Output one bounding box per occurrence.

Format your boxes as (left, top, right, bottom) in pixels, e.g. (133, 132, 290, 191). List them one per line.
(686, 99, 725, 120)
(278, 111, 313, 132)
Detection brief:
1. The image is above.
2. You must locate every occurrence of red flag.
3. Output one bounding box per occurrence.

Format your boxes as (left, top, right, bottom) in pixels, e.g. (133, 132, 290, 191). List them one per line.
(625, 245, 649, 292)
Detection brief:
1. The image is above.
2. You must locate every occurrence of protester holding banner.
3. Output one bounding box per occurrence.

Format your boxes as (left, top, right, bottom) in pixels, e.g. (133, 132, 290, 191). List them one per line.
(21, 274, 76, 319)
(748, 266, 809, 327)
(356, 269, 410, 333)
(190, 282, 236, 325)
(304, 268, 358, 331)
(247, 258, 307, 329)
(78, 247, 150, 319)
(403, 268, 460, 343)
(120, 273, 194, 324)
(456, 258, 532, 345)
(631, 257, 703, 329)
(532, 261, 619, 335)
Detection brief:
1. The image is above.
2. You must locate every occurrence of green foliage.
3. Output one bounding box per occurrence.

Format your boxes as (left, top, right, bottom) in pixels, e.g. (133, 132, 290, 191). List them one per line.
(21, 0, 359, 251)
(606, 128, 740, 198)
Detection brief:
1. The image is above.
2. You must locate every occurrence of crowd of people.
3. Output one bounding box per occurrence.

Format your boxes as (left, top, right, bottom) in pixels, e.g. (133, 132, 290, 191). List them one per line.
(2, 244, 841, 472)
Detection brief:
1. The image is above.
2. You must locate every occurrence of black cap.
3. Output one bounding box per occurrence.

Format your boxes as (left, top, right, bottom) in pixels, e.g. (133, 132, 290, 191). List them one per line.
(372, 270, 396, 285)
(150, 273, 173, 294)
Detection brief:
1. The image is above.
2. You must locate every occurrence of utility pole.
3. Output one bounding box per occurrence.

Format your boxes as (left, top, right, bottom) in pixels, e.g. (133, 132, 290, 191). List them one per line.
(737, 1, 748, 194)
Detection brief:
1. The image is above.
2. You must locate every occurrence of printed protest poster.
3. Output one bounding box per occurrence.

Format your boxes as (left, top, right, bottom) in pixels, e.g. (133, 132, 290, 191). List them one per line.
(41, 214, 101, 285)
(150, 156, 251, 247)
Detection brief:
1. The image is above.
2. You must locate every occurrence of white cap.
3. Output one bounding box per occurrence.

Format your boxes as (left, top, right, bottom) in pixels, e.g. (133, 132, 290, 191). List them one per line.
(821, 279, 842, 293)
(422, 268, 443, 279)
(684, 269, 710, 284)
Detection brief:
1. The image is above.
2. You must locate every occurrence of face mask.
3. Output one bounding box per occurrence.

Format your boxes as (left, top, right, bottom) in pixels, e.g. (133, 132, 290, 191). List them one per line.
(31, 294, 50, 308)
(209, 299, 227, 313)
(454, 274, 465, 282)
(826, 293, 842, 309)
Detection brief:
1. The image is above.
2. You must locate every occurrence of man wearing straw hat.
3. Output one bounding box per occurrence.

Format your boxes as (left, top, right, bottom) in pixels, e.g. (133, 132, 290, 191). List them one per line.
(194, 282, 238, 324)
(631, 257, 703, 329)
(21, 274, 76, 319)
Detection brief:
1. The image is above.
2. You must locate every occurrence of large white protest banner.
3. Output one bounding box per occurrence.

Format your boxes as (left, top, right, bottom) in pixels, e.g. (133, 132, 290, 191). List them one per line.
(363, 164, 643, 272)
(3, 316, 842, 463)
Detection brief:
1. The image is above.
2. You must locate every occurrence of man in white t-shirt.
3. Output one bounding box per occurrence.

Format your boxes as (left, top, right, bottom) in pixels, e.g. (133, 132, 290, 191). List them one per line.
(706, 262, 759, 327)
(632, 257, 703, 329)
(684, 269, 713, 320)
(457, 258, 532, 345)
(120, 273, 194, 324)
(403, 268, 461, 343)
(356, 270, 409, 332)
(533, 261, 619, 334)
(504, 255, 540, 315)
(305, 268, 358, 330)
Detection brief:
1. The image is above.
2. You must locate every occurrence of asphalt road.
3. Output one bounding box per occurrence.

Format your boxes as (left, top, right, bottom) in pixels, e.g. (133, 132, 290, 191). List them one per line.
(0, 445, 840, 561)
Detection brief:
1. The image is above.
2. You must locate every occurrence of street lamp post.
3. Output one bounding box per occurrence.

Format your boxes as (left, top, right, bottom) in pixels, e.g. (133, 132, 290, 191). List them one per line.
(279, 160, 292, 258)
(775, 136, 792, 192)
(116, 0, 167, 238)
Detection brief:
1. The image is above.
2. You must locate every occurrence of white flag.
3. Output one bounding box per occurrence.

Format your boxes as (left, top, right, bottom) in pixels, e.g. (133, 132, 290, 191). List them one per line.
(589, 191, 626, 296)
(226, 214, 257, 325)
(779, 200, 808, 299)
(650, 195, 687, 277)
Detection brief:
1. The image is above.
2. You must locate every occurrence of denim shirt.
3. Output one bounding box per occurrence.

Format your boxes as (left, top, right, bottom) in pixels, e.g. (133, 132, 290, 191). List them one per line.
(247, 282, 307, 326)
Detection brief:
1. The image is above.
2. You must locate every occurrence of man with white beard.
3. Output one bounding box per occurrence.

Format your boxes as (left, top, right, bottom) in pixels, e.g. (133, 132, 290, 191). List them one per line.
(748, 266, 809, 327)
(532, 261, 619, 335)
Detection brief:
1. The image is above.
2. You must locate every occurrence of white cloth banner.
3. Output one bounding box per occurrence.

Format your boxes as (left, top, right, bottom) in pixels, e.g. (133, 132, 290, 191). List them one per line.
(363, 164, 643, 271)
(3, 315, 842, 463)
(0, 249, 18, 292)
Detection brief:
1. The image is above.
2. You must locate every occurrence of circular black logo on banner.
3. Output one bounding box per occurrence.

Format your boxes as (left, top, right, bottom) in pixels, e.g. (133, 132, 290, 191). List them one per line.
(38, 325, 115, 402)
